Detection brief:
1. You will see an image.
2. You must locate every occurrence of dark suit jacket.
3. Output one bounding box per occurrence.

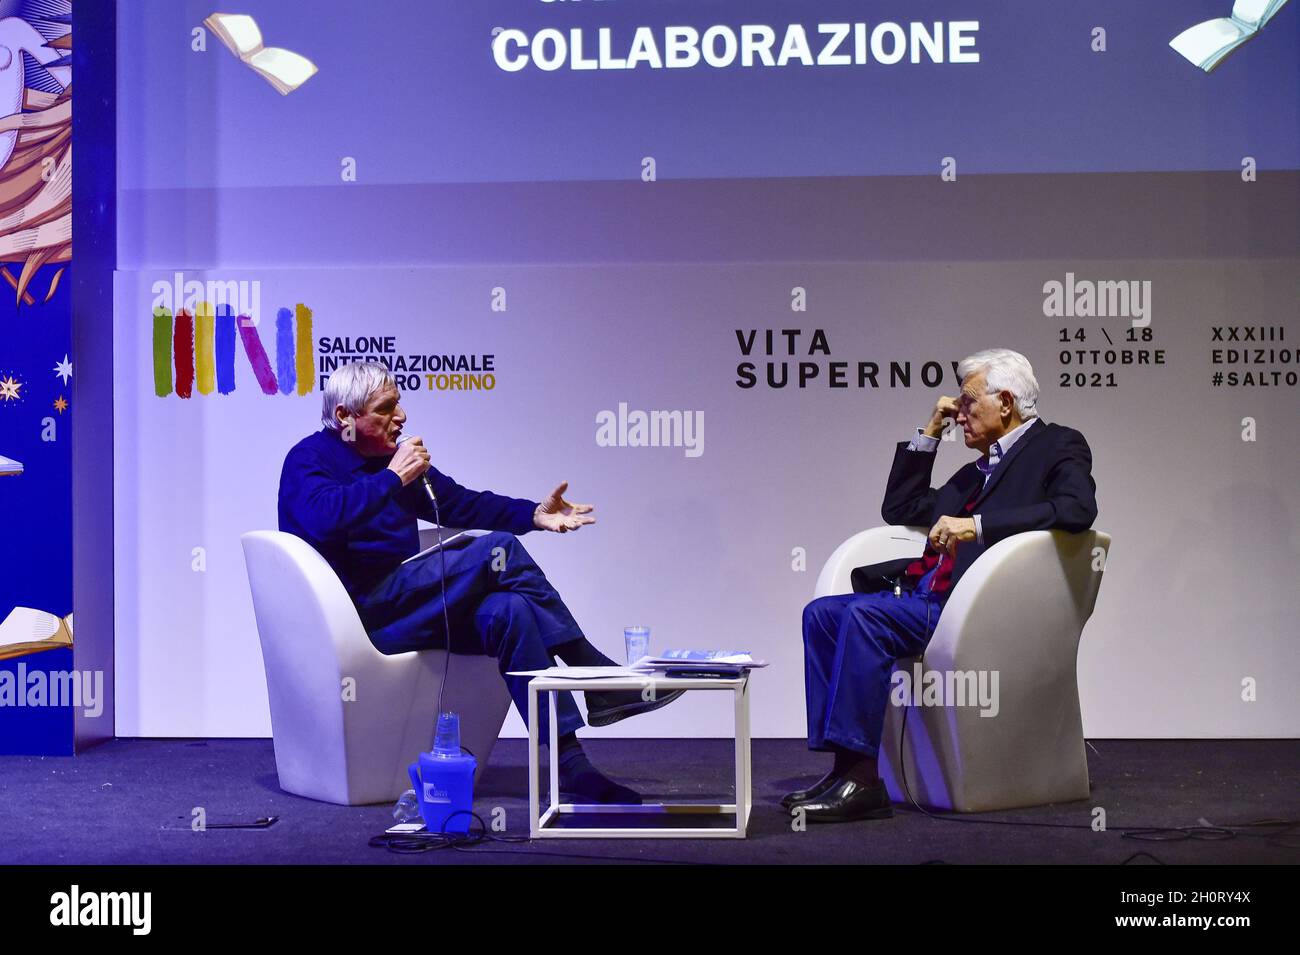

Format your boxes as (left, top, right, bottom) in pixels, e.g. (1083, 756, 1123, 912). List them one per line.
(876, 418, 1098, 594)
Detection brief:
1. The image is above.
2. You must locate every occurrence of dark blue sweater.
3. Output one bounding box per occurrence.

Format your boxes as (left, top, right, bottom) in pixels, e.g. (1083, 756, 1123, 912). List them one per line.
(278, 427, 539, 600)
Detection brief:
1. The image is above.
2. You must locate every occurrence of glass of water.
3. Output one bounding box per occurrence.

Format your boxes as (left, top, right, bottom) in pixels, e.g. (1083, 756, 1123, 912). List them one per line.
(623, 626, 651, 665)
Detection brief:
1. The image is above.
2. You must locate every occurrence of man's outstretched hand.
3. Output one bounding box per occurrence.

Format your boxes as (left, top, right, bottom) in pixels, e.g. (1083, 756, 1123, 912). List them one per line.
(533, 481, 596, 533)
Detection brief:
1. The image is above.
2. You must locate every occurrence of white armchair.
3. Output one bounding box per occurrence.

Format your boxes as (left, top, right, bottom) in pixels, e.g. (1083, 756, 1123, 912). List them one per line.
(815, 525, 1111, 812)
(240, 527, 511, 806)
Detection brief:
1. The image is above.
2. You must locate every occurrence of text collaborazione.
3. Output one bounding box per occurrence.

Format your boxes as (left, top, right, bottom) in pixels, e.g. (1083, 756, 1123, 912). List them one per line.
(493, 21, 981, 73)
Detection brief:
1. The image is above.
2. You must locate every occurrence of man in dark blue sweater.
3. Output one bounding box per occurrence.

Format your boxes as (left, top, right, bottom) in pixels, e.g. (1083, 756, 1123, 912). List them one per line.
(279, 361, 680, 803)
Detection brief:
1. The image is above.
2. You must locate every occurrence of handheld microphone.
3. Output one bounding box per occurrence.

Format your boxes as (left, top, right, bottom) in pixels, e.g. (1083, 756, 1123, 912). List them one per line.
(396, 433, 437, 506)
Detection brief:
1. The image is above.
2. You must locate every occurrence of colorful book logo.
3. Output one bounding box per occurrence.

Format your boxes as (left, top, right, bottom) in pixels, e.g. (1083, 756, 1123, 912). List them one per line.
(153, 304, 314, 398)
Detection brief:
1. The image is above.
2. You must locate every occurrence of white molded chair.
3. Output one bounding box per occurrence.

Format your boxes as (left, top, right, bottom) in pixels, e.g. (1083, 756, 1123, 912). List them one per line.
(815, 525, 1111, 812)
(240, 528, 511, 806)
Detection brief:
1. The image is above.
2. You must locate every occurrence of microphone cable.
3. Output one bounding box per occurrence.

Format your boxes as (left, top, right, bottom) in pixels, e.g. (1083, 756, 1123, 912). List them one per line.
(398, 433, 454, 720)
(896, 560, 939, 820)
(429, 493, 452, 721)
(368, 811, 711, 864)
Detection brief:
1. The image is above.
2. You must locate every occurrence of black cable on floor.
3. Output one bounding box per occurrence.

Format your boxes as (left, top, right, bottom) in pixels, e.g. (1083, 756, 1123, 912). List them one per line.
(893, 802, 1298, 842)
(369, 811, 711, 864)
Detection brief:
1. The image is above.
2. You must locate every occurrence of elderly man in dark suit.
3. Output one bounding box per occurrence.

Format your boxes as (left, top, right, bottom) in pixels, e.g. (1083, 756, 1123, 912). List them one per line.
(789, 348, 1098, 822)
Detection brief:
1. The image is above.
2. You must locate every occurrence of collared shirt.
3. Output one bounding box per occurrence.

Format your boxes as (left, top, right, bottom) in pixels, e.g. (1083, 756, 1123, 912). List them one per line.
(906, 417, 1038, 545)
(278, 427, 538, 601)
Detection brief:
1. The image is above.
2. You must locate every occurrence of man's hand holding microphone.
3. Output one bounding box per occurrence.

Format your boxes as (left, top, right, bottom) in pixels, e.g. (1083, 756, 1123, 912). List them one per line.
(388, 434, 431, 486)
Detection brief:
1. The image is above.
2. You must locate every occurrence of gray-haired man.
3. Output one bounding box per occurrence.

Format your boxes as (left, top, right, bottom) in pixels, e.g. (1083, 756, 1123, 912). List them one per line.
(278, 362, 681, 803)
(791, 348, 1098, 822)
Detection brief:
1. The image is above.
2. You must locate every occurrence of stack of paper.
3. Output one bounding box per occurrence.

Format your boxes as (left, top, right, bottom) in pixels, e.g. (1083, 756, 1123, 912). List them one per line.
(506, 666, 648, 679)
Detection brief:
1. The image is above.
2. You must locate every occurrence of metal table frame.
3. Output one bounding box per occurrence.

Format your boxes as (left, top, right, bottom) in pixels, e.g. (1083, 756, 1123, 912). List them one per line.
(527, 671, 751, 839)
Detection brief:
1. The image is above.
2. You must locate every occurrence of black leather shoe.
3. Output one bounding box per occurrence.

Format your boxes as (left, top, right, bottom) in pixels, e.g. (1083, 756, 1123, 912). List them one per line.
(796, 778, 894, 823)
(585, 688, 686, 727)
(780, 771, 842, 811)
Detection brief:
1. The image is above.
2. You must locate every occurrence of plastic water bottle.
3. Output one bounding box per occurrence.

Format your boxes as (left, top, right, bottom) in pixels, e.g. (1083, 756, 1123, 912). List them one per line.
(392, 789, 421, 824)
(432, 711, 461, 757)
(407, 712, 476, 834)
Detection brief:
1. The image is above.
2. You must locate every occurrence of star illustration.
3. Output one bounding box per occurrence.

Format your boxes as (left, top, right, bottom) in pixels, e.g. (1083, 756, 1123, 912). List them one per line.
(53, 355, 73, 385)
(53, 395, 68, 414)
(0, 374, 22, 401)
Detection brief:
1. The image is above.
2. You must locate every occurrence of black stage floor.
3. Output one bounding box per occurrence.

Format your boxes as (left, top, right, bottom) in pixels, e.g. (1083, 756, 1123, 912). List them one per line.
(1, 738, 1295, 865)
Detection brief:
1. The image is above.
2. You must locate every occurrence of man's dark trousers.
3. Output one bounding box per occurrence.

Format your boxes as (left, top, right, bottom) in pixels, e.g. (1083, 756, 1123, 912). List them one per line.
(355, 531, 585, 742)
(802, 580, 946, 757)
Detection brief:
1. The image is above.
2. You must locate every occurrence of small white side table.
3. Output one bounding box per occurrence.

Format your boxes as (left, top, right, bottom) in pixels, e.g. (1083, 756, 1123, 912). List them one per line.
(525, 670, 752, 839)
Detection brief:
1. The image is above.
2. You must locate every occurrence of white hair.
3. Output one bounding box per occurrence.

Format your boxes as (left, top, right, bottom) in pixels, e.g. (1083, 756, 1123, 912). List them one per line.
(321, 361, 395, 431)
(957, 348, 1039, 420)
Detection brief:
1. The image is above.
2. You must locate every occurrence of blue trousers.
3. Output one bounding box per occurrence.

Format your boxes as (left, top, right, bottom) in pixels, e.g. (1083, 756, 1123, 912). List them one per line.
(801, 587, 945, 758)
(355, 532, 586, 742)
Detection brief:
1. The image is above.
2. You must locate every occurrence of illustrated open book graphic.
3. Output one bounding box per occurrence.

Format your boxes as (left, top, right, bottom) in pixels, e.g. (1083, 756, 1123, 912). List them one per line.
(1169, 0, 1291, 72)
(0, 607, 73, 662)
(0, 454, 22, 476)
(204, 12, 318, 94)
